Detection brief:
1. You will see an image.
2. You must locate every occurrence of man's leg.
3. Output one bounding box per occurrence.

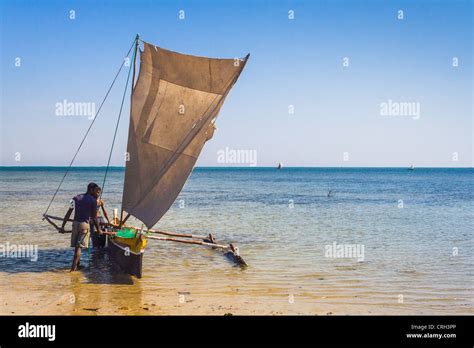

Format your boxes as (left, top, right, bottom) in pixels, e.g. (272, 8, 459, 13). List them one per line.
(72, 222, 90, 271)
(70, 222, 80, 271)
(71, 246, 81, 271)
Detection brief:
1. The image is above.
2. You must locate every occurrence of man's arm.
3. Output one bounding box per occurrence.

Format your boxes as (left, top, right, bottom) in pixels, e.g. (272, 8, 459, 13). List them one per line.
(99, 199, 111, 224)
(91, 204, 101, 234)
(59, 208, 73, 233)
(92, 205, 116, 236)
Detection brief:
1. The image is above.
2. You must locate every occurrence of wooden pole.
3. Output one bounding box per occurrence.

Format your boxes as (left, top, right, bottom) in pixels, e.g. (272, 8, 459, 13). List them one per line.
(121, 213, 131, 226)
(146, 229, 210, 241)
(44, 214, 73, 223)
(113, 208, 117, 225)
(146, 235, 247, 266)
(118, 35, 139, 226)
(43, 215, 72, 233)
(119, 209, 125, 227)
(131, 34, 139, 90)
(44, 214, 214, 241)
(146, 235, 229, 250)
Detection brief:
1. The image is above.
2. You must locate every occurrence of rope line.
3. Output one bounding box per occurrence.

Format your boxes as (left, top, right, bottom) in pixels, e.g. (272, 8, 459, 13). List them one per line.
(100, 38, 138, 199)
(43, 39, 135, 217)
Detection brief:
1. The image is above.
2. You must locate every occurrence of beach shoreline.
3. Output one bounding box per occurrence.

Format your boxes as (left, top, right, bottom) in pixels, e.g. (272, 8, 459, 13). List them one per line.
(2, 270, 472, 316)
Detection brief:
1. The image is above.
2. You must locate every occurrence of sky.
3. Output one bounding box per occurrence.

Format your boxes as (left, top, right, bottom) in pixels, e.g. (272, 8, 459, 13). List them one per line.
(0, 0, 472, 167)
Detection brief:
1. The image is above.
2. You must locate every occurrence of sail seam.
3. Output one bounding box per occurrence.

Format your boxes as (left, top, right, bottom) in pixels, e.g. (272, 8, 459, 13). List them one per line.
(140, 68, 227, 96)
(144, 81, 169, 138)
(208, 59, 212, 91)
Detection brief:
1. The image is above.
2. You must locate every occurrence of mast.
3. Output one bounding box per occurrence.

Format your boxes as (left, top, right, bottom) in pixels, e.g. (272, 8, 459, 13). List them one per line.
(120, 34, 140, 227)
(131, 34, 139, 90)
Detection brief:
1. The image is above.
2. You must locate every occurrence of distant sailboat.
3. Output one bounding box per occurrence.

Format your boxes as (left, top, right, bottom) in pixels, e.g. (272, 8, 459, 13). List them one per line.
(277, 162, 283, 170)
(408, 164, 415, 171)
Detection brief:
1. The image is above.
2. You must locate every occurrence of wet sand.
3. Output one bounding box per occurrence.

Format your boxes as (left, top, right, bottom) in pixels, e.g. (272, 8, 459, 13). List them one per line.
(0, 270, 339, 315)
(0, 271, 310, 315)
(2, 269, 472, 316)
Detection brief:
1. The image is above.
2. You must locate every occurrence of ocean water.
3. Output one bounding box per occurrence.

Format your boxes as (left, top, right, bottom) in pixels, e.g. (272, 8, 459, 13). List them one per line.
(0, 167, 473, 314)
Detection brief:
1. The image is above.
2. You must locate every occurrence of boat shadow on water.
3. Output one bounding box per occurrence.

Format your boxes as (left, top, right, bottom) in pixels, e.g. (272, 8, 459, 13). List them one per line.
(0, 247, 135, 285)
(85, 248, 135, 285)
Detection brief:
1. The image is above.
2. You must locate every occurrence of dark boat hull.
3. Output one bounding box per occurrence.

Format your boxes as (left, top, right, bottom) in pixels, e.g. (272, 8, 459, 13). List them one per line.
(107, 236, 143, 278)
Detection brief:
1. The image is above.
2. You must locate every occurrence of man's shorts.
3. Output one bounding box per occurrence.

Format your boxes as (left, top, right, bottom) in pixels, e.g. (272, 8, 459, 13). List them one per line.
(71, 221, 90, 248)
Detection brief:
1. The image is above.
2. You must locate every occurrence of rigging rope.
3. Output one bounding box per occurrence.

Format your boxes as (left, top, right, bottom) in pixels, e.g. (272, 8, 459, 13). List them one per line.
(100, 38, 138, 199)
(43, 39, 135, 217)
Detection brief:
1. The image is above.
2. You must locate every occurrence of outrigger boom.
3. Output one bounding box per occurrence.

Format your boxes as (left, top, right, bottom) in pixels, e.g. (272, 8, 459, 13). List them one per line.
(43, 214, 247, 266)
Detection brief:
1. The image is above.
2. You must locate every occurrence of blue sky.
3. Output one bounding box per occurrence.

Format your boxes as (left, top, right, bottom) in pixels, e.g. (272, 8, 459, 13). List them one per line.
(1, 0, 472, 167)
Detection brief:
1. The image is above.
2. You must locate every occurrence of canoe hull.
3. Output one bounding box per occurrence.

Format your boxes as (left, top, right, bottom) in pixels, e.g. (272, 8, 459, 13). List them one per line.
(107, 236, 143, 278)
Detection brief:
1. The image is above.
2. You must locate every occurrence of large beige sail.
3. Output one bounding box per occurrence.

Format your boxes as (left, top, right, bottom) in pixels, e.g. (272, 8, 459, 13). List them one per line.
(122, 41, 248, 228)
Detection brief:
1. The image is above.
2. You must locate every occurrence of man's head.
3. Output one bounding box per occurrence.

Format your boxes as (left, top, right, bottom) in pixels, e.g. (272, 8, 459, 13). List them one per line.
(87, 182, 101, 198)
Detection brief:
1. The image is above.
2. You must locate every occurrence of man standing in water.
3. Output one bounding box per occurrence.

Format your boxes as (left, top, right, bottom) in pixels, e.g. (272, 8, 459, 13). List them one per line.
(59, 183, 104, 271)
(91, 197, 111, 248)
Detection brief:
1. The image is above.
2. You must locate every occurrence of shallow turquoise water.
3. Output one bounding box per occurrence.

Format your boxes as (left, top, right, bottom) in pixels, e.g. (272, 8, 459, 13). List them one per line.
(0, 167, 473, 314)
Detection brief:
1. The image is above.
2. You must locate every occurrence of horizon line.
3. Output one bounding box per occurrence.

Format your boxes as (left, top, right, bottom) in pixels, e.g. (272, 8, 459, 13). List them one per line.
(0, 165, 472, 169)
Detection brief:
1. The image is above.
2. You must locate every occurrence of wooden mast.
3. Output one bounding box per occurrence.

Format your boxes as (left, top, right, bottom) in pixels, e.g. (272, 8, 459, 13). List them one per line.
(120, 34, 140, 228)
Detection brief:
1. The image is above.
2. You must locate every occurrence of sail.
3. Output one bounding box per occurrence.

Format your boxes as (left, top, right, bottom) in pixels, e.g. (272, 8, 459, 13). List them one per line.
(122, 41, 248, 228)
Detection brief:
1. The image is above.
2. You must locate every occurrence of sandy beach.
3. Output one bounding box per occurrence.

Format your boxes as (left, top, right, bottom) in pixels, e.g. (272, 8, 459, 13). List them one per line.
(2, 266, 472, 316)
